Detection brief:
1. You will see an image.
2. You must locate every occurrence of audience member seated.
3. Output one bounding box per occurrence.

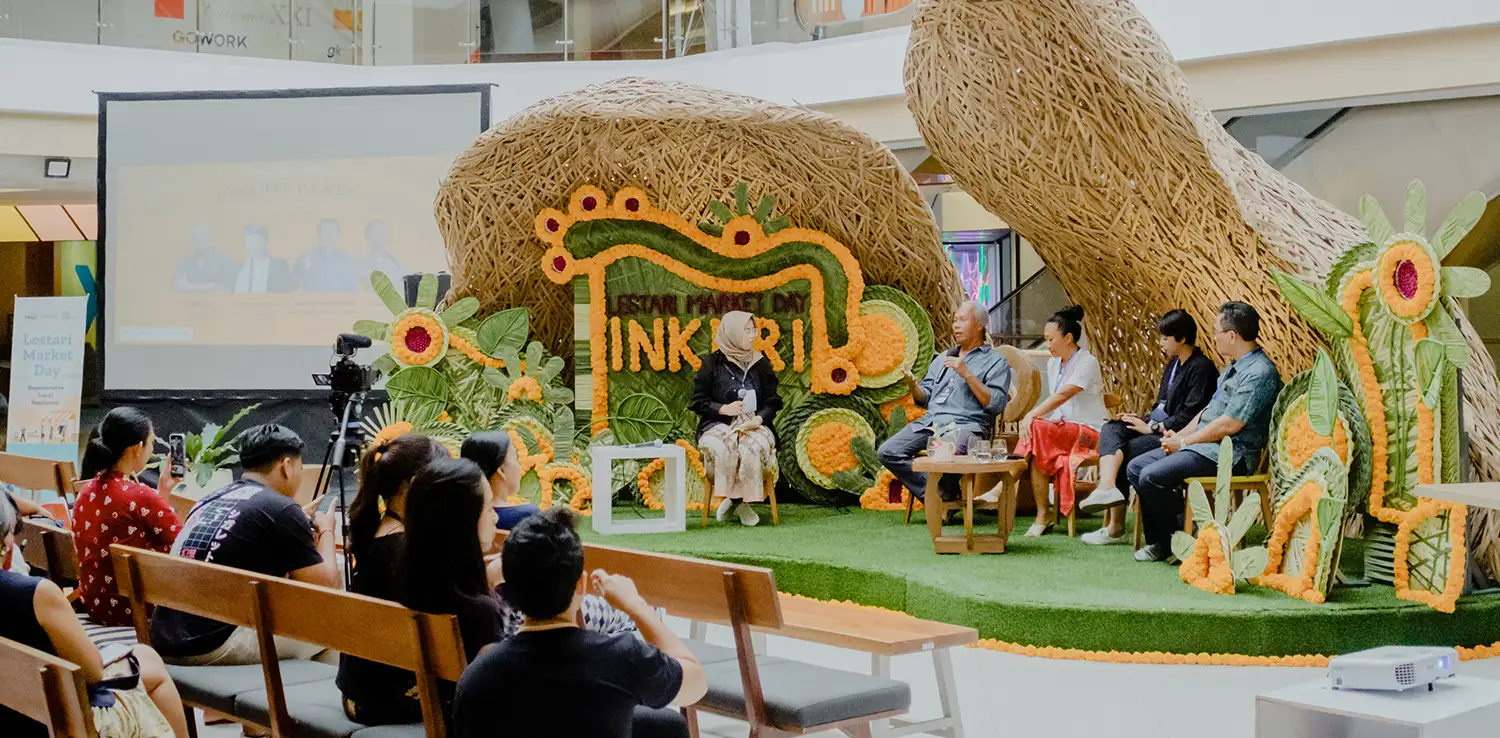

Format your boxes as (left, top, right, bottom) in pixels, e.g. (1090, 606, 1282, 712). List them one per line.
(690, 311, 782, 526)
(461, 431, 539, 532)
(342, 452, 643, 728)
(74, 407, 184, 627)
(1126, 302, 1283, 563)
(0, 494, 191, 738)
(151, 425, 340, 665)
(879, 300, 1012, 503)
(1076, 310, 1217, 544)
(985, 306, 1107, 536)
(338, 434, 450, 725)
(453, 507, 708, 738)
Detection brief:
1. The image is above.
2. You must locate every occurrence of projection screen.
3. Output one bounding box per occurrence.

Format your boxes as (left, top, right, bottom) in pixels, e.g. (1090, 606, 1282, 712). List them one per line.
(100, 86, 489, 391)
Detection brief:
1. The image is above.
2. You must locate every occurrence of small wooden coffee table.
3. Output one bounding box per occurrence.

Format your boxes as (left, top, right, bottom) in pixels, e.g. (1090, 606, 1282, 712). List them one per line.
(912, 457, 1026, 554)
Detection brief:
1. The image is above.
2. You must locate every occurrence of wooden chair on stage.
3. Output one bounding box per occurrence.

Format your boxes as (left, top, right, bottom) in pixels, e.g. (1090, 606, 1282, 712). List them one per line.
(702, 471, 780, 527)
(1131, 449, 1273, 550)
(1061, 393, 1123, 537)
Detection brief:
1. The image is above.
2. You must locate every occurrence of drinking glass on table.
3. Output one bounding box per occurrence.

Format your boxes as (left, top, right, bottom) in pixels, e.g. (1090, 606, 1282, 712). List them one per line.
(970, 439, 991, 462)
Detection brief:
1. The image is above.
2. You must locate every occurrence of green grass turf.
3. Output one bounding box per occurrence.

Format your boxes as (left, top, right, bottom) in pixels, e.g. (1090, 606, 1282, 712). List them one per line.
(586, 504, 1500, 657)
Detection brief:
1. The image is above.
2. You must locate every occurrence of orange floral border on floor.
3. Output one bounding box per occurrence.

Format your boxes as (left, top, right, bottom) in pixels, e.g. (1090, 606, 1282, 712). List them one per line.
(537, 186, 870, 433)
(783, 594, 1500, 666)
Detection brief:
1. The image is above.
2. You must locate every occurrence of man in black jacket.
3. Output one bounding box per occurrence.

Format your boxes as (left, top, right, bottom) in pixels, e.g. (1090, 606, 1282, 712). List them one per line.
(1075, 310, 1217, 544)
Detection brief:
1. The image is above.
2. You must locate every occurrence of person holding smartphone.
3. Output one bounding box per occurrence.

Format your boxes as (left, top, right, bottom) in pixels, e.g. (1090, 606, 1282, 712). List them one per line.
(73, 407, 183, 627)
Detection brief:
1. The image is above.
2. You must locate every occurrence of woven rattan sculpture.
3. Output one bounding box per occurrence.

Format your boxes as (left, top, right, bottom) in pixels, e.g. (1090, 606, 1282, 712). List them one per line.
(435, 77, 961, 365)
(905, 0, 1500, 575)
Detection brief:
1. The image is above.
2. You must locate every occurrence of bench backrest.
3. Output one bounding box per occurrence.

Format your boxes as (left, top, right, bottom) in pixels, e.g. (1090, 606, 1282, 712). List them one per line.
(111, 545, 467, 737)
(0, 636, 96, 738)
(19, 520, 79, 586)
(581, 541, 783, 629)
(0, 453, 71, 501)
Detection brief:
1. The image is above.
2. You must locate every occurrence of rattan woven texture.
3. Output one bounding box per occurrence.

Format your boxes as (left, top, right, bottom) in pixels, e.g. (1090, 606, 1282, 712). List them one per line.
(435, 77, 963, 364)
(904, 0, 1500, 508)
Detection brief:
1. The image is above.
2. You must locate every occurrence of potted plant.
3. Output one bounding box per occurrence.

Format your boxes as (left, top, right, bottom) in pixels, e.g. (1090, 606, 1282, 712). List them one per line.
(172, 404, 260, 496)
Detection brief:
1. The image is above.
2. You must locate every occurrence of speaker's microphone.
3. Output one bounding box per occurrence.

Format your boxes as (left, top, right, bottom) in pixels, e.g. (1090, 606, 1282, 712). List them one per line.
(338, 333, 373, 349)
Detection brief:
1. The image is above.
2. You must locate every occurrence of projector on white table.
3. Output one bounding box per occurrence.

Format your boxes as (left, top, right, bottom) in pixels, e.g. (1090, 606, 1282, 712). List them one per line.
(1329, 646, 1458, 692)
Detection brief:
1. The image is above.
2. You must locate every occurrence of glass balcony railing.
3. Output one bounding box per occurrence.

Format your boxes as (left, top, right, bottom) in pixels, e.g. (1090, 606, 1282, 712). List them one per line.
(0, 0, 914, 65)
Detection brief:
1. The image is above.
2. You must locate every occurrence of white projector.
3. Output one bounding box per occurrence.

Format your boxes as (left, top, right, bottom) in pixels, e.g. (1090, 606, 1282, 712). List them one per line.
(1328, 646, 1459, 692)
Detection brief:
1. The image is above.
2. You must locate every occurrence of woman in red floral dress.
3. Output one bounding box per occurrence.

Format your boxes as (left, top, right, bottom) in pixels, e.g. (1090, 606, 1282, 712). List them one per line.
(73, 407, 182, 626)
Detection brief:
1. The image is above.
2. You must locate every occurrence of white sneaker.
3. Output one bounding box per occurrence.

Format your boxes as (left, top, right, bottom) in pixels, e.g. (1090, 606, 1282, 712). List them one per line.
(736, 503, 760, 527)
(975, 488, 1001, 504)
(1081, 527, 1129, 546)
(1078, 487, 1126, 515)
(716, 497, 735, 522)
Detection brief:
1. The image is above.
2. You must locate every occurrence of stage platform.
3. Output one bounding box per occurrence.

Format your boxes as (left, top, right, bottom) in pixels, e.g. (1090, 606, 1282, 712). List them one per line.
(589, 505, 1500, 659)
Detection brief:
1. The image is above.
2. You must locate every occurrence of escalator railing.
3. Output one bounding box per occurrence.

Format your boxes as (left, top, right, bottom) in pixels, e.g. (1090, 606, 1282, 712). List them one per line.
(987, 266, 1064, 349)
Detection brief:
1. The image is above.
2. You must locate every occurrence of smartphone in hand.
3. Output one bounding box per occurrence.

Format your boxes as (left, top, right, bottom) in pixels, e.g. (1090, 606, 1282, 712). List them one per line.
(168, 433, 188, 479)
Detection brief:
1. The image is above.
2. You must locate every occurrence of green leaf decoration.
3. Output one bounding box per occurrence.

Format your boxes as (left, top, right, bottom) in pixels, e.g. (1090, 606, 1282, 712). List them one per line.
(478, 308, 529, 357)
(1231, 547, 1269, 581)
(1403, 180, 1427, 237)
(353, 319, 389, 342)
(498, 350, 523, 382)
(542, 386, 575, 405)
(1359, 193, 1394, 246)
(1442, 266, 1491, 299)
(1187, 481, 1212, 526)
(440, 297, 480, 326)
(1228, 492, 1262, 547)
(1214, 438, 1233, 516)
(764, 215, 790, 235)
(707, 200, 734, 223)
(552, 406, 575, 463)
(1273, 270, 1353, 338)
(851, 436, 881, 473)
(525, 341, 543, 377)
(372, 354, 398, 377)
(733, 183, 750, 217)
(1307, 350, 1339, 437)
(1171, 531, 1197, 562)
(1415, 338, 1447, 410)
(387, 366, 451, 426)
(370, 272, 408, 315)
(698, 221, 724, 237)
(518, 470, 542, 505)
(1316, 497, 1342, 543)
(538, 356, 565, 384)
(611, 392, 675, 444)
(1434, 191, 1486, 258)
(1428, 309, 1470, 369)
(754, 196, 776, 222)
(776, 394, 886, 505)
(887, 405, 908, 439)
(831, 470, 873, 495)
(482, 367, 513, 392)
(416, 273, 438, 311)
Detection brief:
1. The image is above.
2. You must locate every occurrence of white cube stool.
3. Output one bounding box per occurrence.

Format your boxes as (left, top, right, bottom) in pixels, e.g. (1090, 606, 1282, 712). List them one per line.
(589, 444, 687, 535)
(1257, 676, 1500, 738)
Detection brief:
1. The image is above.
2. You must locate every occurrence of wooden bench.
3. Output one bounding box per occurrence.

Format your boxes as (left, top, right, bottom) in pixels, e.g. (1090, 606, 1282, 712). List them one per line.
(581, 541, 912, 738)
(0, 635, 97, 737)
(0, 452, 78, 506)
(689, 592, 975, 738)
(111, 544, 467, 738)
(19, 518, 79, 589)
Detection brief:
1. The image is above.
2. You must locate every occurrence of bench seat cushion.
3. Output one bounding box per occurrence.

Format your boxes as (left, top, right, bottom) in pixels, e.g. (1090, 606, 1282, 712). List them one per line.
(350, 726, 424, 738)
(686, 640, 739, 666)
(168, 660, 336, 715)
(235, 678, 368, 738)
(698, 657, 910, 729)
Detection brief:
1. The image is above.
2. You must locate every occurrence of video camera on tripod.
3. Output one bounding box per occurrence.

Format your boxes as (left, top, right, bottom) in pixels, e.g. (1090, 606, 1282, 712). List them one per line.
(312, 333, 380, 583)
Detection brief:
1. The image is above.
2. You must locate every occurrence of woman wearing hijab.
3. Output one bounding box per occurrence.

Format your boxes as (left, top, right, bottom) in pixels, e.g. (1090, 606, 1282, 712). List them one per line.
(690, 312, 782, 526)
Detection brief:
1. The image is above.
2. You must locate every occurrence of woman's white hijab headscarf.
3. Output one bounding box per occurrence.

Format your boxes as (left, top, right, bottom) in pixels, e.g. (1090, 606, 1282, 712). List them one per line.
(716, 311, 761, 372)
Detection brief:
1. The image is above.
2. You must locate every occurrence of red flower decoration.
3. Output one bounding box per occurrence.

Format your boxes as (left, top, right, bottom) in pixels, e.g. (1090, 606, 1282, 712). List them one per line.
(831, 367, 847, 383)
(545, 218, 560, 233)
(1395, 260, 1419, 300)
(552, 256, 568, 272)
(625, 198, 640, 212)
(404, 326, 433, 354)
(734, 231, 751, 246)
(581, 196, 597, 211)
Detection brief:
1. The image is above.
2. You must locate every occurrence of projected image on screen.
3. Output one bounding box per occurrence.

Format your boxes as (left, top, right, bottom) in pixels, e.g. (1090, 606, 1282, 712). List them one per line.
(112, 157, 448, 345)
(101, 87, 489, 391)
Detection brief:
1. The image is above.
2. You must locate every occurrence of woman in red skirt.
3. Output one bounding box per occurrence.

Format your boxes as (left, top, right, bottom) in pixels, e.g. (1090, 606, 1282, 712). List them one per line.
(73, 407, 182, 626)
(981, 306, 1108, 536)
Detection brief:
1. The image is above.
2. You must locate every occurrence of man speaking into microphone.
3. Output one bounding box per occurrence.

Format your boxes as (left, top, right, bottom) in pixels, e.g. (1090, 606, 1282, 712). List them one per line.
(878, 301, 1012, 502)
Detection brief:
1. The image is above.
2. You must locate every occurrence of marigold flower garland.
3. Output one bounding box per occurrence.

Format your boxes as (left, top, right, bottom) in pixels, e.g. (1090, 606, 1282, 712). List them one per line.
(636, 441, 708, 510)
(1178, 526, 1234, 594)
(858, 470, 921, 511)
(1254, 482, 1327, 603)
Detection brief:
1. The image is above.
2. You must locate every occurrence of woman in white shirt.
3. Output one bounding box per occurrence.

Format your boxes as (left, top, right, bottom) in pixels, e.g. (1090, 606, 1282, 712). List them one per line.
(980, 305, 1108, 536)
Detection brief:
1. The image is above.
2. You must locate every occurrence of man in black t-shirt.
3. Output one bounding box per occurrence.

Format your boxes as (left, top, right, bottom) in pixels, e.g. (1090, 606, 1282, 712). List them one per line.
(152, 425, 340, 665)
(454, 508, 707, 738)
